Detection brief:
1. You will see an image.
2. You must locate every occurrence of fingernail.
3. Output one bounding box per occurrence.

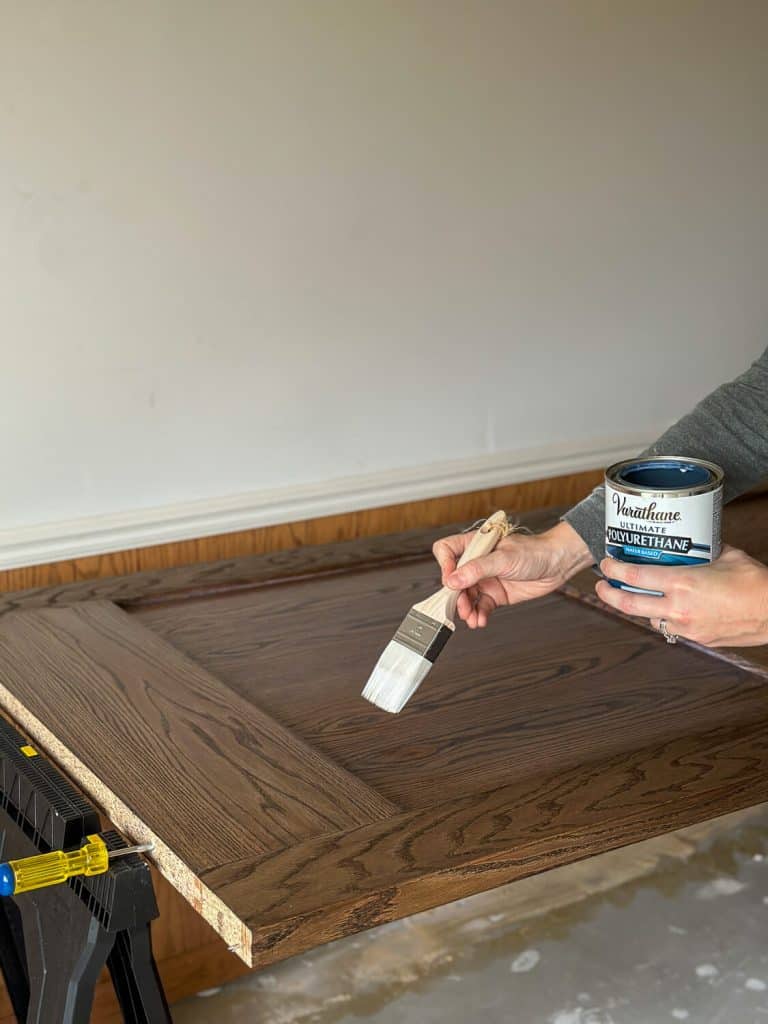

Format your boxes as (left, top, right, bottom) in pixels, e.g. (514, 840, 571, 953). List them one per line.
(447, 572, 462, 588)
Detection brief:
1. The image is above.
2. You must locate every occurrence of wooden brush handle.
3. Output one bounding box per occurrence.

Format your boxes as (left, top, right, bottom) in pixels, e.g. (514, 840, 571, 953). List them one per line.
(413, 510, 509, 627)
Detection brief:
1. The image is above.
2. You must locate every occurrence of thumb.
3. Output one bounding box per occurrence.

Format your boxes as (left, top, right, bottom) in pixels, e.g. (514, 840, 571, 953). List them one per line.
(446, 550, 514, 590)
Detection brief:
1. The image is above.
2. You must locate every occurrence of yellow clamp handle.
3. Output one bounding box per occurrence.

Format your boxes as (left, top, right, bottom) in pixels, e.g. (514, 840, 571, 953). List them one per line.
(8, 835, 109, 895)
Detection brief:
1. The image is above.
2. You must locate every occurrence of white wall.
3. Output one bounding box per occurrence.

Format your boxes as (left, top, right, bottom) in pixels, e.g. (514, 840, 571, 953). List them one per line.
(2, 2, 767, 565)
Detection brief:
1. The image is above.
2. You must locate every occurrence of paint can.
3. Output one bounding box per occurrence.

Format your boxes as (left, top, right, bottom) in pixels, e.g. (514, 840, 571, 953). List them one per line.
(604, 456, 724, 595)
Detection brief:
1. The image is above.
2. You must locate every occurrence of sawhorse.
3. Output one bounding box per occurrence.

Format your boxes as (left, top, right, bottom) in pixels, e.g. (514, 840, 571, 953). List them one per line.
(0, 717, 170, 1023)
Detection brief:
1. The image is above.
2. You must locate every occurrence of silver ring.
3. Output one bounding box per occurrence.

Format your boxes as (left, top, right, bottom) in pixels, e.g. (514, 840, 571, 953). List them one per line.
(659, 619, 678, 644)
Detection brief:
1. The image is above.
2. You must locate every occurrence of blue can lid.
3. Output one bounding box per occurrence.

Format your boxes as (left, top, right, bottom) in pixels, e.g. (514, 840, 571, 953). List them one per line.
(618, 460, 712, 490)
(0, 864, 15, 897)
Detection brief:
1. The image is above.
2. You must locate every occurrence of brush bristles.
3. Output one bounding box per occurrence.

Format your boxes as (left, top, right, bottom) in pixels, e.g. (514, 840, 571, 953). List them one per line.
(361, 640, 434, 713)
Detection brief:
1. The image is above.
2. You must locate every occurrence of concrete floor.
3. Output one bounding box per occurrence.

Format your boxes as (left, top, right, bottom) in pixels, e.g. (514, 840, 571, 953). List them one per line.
(173, 805, 768, 1024)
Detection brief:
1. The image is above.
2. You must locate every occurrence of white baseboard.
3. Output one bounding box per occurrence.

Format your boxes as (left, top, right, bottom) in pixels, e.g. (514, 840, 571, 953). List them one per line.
(0, 433, 658, 570)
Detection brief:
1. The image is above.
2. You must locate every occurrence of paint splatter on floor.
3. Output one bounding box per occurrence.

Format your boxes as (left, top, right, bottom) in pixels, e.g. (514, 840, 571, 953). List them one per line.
(695, 877, 746, 899)
(548, 1009, 617, 1024)
(695, 964, 720, 979)
(510, 949, 541, 973)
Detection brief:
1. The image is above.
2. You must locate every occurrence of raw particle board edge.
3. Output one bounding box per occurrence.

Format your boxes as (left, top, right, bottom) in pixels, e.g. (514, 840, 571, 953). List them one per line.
(0, 601, 397, 964)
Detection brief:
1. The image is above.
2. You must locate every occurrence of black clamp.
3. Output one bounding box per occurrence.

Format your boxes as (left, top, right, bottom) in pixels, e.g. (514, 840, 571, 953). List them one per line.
(0, 717, 170, 1024)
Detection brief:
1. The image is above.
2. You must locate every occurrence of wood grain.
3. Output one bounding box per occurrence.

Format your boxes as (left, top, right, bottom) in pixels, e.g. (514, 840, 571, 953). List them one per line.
(0, 506, 565, 617)
(134, 562, 764, 809)
(0, 601, 396, 860)
(201, 715, 768, 966)
(0, 600, 396, 958)
(0, 488, 764, 980)
(0, 470, 602, 593)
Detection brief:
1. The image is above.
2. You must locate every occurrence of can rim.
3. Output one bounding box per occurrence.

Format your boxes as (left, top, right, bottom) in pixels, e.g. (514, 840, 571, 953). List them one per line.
(605, 456, 724, 498)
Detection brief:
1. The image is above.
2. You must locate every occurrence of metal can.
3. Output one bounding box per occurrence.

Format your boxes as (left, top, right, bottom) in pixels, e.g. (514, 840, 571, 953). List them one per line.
(604, 456, 724, 594)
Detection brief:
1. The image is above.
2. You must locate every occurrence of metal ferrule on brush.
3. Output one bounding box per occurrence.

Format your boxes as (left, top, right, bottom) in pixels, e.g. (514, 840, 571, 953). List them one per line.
(394, 609, 453, 664)
(362, 509, 509, 713)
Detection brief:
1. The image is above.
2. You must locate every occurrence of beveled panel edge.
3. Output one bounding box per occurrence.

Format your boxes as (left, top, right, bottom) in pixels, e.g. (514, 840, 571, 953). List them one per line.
(0, 508, 566, 615)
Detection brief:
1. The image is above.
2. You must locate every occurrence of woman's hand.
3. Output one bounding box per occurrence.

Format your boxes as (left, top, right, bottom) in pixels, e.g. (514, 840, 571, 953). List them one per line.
(433, 521, 593, 628)
(596, 545, 768, 647)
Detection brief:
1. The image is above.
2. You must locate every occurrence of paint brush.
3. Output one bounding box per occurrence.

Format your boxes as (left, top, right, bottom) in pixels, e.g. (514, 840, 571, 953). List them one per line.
(362, 510, 510, 713)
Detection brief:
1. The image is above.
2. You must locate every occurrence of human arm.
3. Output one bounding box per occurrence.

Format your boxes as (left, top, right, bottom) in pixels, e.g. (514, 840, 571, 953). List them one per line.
(434, 346, 768, 629)
(564, 345, 768, 563)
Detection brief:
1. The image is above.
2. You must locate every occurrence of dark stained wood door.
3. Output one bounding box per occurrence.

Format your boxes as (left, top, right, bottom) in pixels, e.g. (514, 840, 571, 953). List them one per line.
(0, 496, 766, 967)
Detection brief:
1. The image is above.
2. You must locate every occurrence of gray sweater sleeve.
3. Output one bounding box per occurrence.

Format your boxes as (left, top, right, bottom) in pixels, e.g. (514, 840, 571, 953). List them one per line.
(563, 345, 768, 563)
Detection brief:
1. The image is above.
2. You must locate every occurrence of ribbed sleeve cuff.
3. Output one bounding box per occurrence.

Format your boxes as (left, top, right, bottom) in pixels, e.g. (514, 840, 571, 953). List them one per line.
(562, 485, 605, 565)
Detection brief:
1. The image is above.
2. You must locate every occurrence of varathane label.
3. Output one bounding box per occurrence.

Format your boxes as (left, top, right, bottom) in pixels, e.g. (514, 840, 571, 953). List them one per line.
(605, 487, 722, 568)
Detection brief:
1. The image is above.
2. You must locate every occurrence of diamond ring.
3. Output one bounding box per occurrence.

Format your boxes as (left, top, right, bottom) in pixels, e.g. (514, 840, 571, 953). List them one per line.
(659, 619, 679, 644)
